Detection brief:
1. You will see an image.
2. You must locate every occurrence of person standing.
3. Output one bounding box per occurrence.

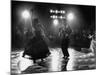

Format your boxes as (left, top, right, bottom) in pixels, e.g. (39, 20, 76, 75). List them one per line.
(59, 19, 72, 59)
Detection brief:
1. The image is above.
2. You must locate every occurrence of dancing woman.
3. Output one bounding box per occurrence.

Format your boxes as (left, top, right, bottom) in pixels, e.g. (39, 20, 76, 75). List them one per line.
(23, 18, 50, 63)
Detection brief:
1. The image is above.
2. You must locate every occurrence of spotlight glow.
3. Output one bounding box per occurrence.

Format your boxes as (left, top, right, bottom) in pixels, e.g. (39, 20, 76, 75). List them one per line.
(67, 13, 74, 21)
(55, 10, 58, 13)
(53, 19, 59, 26)
(22, 10, 30, 19)
(50, 9, 53, 13)
(52, 15, 55, 18)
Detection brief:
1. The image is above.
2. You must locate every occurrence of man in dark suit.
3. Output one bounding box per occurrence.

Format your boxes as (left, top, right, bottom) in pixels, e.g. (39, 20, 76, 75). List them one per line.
(59, 19, 72, 59)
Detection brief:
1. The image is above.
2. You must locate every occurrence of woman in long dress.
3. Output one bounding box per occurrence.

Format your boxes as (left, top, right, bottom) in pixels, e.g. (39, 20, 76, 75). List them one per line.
(23, 18, 50, 63)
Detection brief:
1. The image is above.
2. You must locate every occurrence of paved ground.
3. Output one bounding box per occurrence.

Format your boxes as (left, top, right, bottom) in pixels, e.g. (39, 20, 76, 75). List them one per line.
(11, 48, 96, 74)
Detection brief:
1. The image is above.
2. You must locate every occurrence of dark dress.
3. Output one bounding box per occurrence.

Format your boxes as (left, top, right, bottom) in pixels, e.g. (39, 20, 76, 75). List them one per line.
(23, 29, 50, 60)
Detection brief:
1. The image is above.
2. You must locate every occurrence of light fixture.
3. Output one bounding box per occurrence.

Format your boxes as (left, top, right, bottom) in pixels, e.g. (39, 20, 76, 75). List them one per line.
(53, 19, 59, 26)
(67, 12, 74, 21)
(21, 10, 30, 20)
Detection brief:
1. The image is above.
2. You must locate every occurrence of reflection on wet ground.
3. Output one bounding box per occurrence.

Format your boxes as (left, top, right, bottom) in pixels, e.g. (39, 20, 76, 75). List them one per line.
(11, 48, 96, 74)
